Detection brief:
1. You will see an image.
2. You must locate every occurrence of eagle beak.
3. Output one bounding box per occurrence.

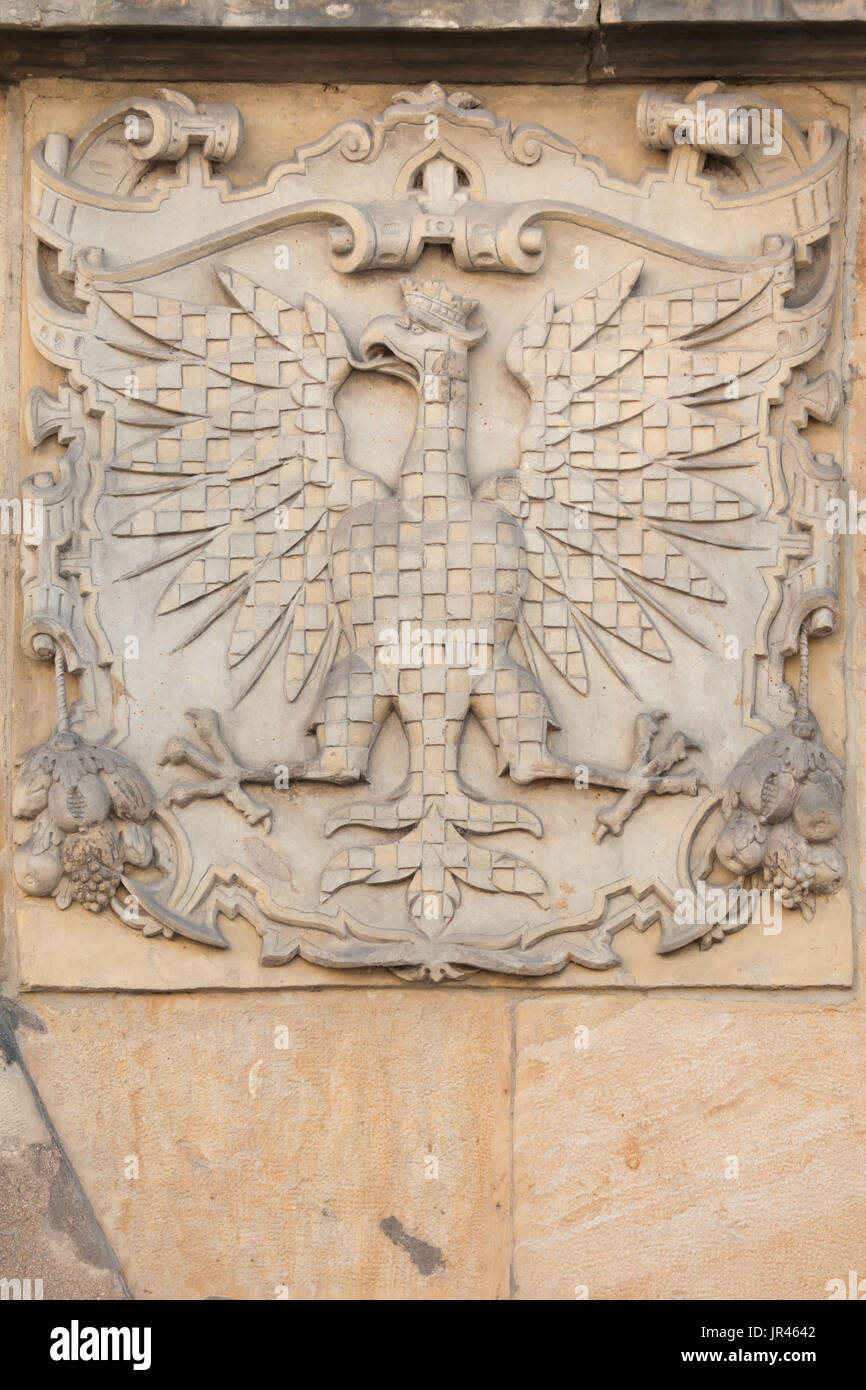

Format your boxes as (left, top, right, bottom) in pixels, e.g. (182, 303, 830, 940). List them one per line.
(355, 316, 419, 384)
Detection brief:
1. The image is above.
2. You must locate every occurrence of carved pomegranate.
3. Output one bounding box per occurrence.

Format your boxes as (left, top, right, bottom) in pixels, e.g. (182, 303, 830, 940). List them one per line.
(13, 843, 63, 897)
(711, 708, 845, 919)
(792, 770, 843, 843)
(47, 772, 112, 832)
(12, 727, 155, 914)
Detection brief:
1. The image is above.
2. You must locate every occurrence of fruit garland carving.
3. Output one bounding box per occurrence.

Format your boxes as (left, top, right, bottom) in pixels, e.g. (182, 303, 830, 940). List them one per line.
(706, 626, 846, 922)
(12, 647, 156, 913)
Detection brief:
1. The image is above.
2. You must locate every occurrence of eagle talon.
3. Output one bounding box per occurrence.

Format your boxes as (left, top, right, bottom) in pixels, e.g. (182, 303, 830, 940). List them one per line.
(592, 715, 710, 842)
(159, 710, 274, 833)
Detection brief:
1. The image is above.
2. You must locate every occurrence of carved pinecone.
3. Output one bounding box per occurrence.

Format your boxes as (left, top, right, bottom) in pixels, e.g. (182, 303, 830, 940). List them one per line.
(61, 827, 122, 913)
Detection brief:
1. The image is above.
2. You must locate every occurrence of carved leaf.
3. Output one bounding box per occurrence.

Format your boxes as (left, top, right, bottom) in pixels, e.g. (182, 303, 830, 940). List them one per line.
(11, 758, 51, 819)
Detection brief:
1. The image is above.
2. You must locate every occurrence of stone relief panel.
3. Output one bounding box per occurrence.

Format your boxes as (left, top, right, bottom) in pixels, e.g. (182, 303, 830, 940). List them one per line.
(10, 80, 852, 986)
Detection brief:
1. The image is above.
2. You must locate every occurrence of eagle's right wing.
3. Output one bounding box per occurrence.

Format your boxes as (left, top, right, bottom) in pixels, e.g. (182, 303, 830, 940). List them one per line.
(73, 266, 389, 702)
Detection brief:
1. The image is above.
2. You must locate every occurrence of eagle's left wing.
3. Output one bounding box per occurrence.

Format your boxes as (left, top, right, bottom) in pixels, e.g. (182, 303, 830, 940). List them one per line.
(490, 255, 802, 696)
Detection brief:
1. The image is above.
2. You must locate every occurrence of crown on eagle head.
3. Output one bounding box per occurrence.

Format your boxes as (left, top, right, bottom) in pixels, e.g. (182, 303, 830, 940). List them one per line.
(399, 277, 478, 333)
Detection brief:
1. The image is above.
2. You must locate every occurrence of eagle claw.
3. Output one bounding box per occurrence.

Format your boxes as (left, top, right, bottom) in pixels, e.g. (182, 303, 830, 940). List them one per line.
(593, 711, 709, 843)
(158, 709, 273, 833)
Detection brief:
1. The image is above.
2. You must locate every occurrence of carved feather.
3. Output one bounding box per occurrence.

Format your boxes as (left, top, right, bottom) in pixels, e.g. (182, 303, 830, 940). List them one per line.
(89, 268, 388, 702)
(500, 257, 791, 694)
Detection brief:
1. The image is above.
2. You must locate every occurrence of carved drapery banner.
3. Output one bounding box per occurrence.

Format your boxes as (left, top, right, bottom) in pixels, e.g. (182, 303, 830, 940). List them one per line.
(14, 81, 847, 981)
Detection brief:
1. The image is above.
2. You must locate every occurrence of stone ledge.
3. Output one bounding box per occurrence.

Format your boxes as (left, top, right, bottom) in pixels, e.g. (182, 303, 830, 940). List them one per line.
(2, 22, 866, 83)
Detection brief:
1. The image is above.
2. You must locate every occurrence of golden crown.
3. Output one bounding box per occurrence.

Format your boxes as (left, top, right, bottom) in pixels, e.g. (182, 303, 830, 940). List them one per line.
(399, 277, 478, 332)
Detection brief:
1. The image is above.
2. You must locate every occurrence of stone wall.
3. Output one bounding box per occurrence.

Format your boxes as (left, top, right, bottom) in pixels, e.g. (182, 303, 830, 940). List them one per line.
(1, 5, 865, 1302)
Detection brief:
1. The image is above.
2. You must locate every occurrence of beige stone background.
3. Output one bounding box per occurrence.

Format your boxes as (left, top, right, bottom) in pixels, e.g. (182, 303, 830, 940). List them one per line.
(1, 18, 866, 1300)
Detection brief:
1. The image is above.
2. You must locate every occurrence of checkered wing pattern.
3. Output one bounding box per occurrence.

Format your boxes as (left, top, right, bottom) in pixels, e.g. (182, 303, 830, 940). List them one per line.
(501, 256, 783, 693)
(89, 266, 387, 702)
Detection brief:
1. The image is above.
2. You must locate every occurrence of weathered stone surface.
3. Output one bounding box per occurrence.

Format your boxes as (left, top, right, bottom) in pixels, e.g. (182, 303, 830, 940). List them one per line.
(0, 1005, 127, 1300)
(3, 0, 863, 27)
(512, 994, 866, 1300)
(19, 990, 512, 1298)
(14, 888, 854, 992)
(0, 0, 598, 28)
(603, 1, 866, 19)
